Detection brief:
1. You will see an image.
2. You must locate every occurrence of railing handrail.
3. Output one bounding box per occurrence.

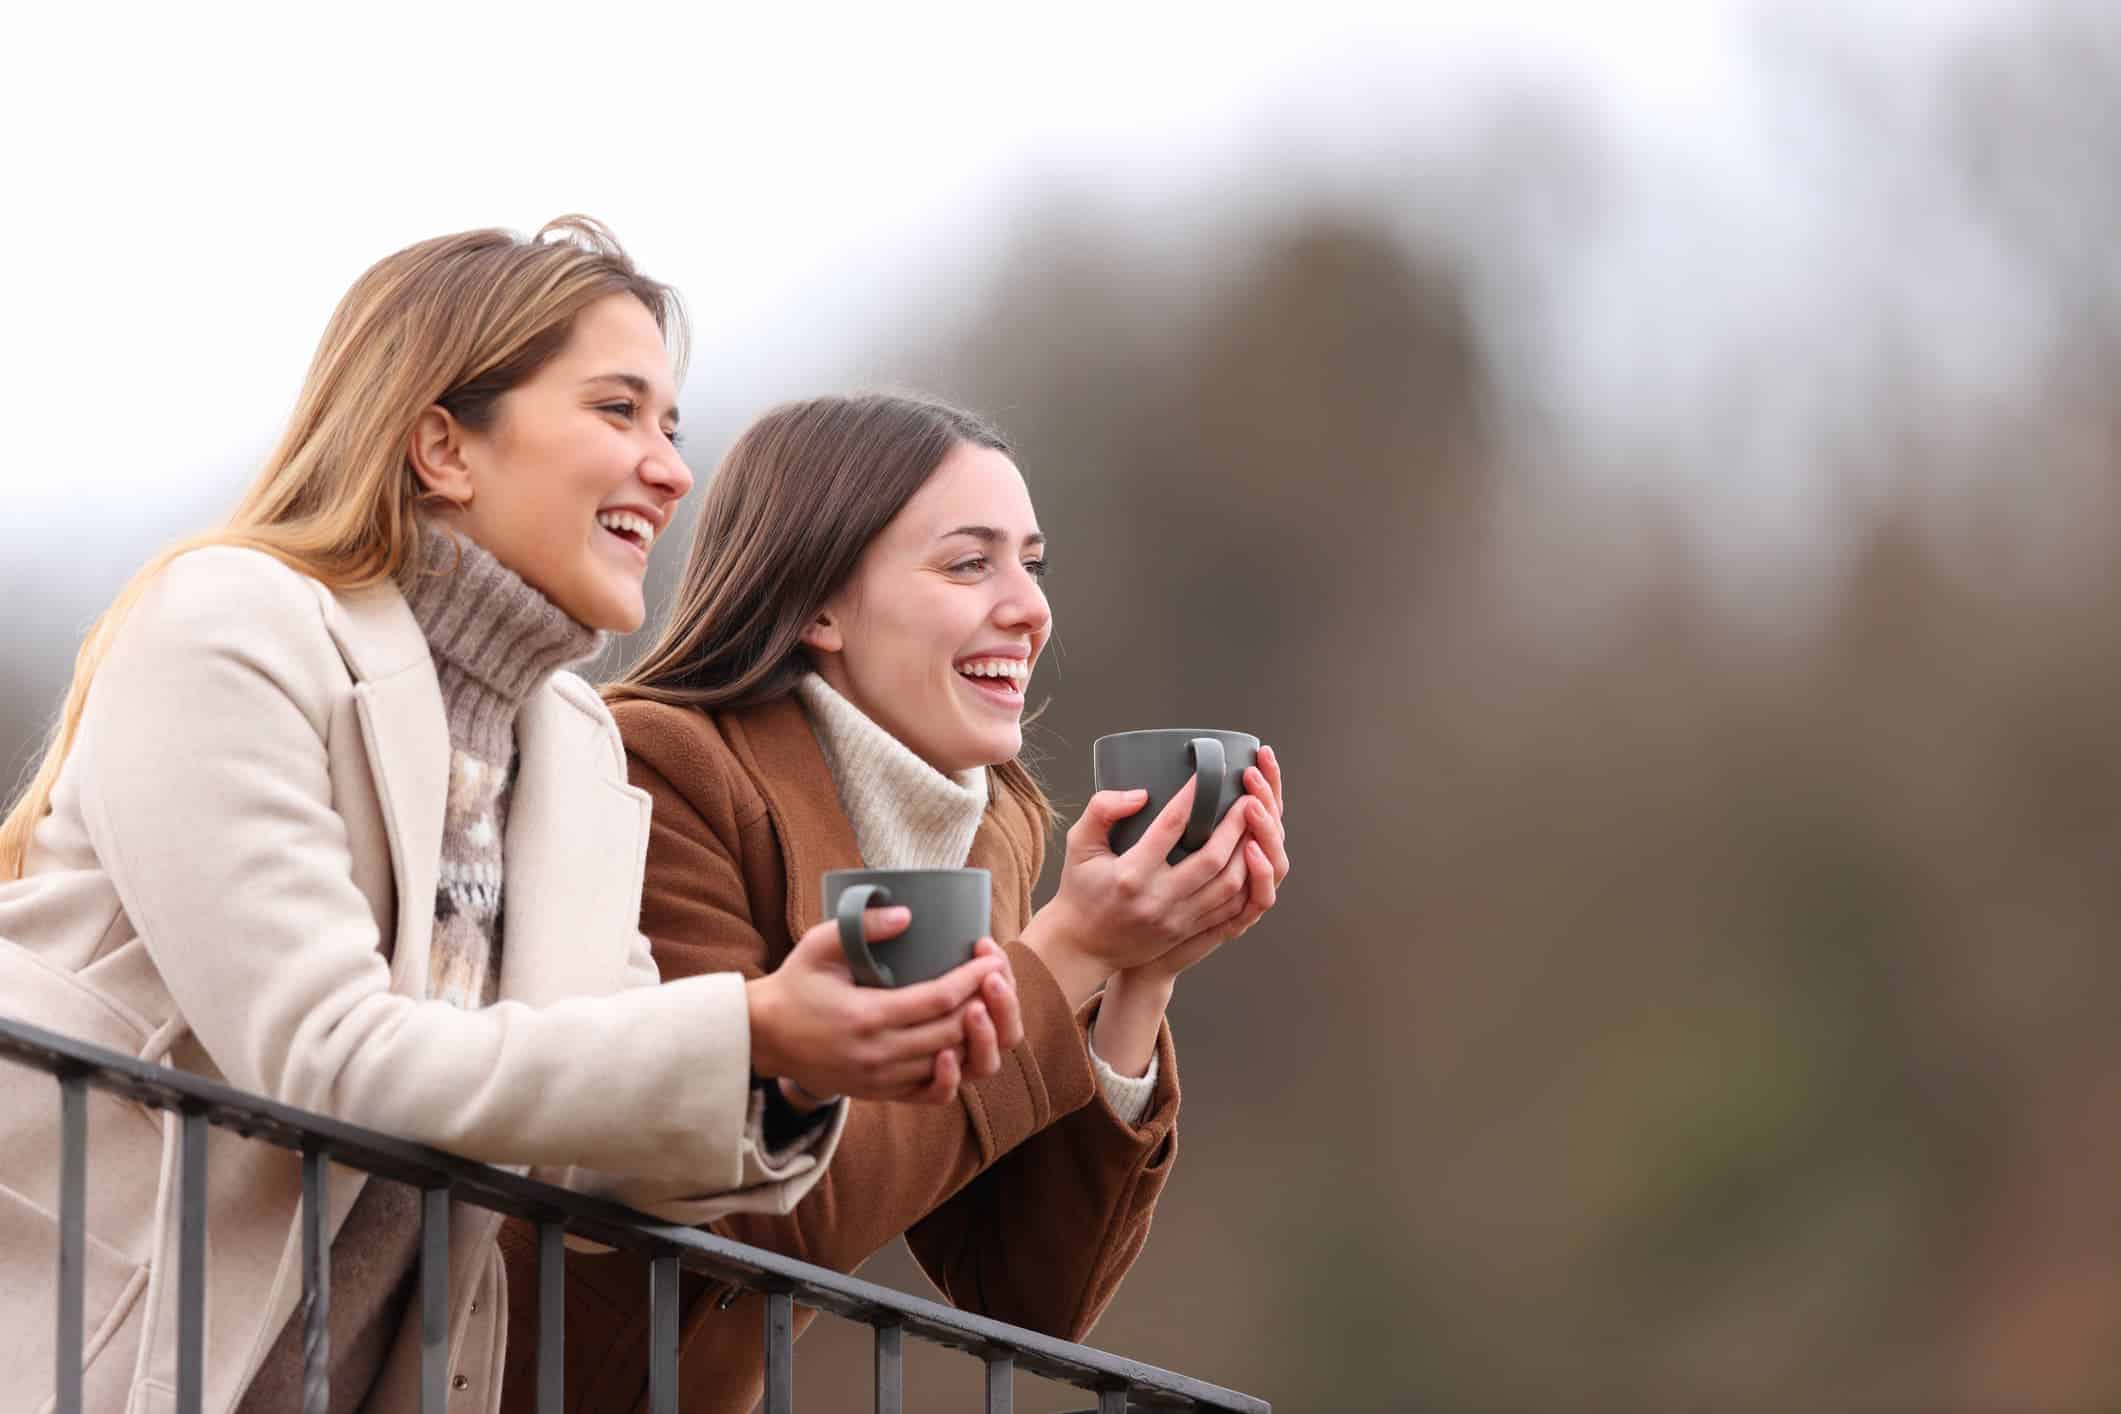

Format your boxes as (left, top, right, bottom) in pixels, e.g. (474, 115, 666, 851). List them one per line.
(0, 1013, 1267, 1413)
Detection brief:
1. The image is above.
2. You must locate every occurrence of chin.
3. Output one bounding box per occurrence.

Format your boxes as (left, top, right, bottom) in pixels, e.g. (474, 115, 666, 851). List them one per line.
(923, 733, 1014, 776)
(577, 589, 645, 634)
(975, 730, 1023, 768)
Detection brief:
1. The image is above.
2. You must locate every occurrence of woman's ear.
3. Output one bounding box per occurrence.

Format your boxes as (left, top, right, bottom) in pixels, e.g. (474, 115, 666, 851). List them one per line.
(408, 405, 476, 506)
(800, 609, 844, 655)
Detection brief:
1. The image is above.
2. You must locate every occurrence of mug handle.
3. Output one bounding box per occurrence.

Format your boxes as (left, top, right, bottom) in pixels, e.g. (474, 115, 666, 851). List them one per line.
(835, 883, 897, 988)
(1180, 737, 1228, 852)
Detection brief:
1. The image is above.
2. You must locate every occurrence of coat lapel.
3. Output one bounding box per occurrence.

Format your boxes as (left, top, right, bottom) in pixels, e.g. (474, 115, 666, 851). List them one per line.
(965, 806, 1030, 939)
(726, 695, 1029, 941)
(724, 697, 865, 943)
(496, 684, 651, 1006)
(325, 579, 449, 995)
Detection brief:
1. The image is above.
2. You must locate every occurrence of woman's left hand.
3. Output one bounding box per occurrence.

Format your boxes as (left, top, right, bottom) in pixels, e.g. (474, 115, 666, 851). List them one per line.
(900, 938, 1026, 1104)
(957, 939, 1027, 1078)
(1093, 748, 1290, 1074)
(1121, 744, 1289, 984)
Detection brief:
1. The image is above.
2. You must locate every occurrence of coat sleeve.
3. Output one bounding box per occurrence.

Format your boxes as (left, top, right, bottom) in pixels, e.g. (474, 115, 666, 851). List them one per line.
(899, 804, 1180, 1339)
(900, 1007, 1178, 1338)
(71, 549, 815, 1205)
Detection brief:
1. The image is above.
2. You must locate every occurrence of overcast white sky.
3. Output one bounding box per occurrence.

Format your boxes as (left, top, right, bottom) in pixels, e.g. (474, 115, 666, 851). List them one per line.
(0, 0, 2025, 557)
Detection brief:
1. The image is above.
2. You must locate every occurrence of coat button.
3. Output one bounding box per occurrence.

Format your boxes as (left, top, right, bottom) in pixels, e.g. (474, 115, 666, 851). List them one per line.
(452, 1375, 469, 1391)
(468, 1300, 478, 1315)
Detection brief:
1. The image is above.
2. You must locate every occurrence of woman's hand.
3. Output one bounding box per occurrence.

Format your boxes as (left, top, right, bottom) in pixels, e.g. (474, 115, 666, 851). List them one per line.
(901, 939, 1025, 1104)
(746, 910, 1021, 1107)
(1022, 769, 1270, 1009)
(1124, 744, 1290, 986)
(1093, 747, 1292, 1072)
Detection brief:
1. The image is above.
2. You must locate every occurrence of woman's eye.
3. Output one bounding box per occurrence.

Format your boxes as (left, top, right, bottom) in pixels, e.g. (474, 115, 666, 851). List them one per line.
(599, 400, 638, 420)
(949, 556, 989, 575)
(665, 427, 685, 449)
(1023, 559, 1050, 579)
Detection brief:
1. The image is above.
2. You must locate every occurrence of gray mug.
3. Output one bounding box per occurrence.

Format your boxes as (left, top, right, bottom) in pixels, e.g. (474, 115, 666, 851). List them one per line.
(1093, 729, 1261, 862)
(822, 867, 991, 988)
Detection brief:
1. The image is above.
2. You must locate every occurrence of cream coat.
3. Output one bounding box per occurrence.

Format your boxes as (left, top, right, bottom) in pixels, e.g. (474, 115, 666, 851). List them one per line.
(0, 547, 844, 1414)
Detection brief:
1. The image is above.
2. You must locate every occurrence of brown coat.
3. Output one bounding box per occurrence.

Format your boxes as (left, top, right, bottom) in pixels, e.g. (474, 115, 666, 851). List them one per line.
(497, 694, 1180, 1413)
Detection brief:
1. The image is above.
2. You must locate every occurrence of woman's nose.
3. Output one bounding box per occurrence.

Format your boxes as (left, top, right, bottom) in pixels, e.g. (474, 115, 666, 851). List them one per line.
(999, 577, 1051, 633)
(642, 446, 694, 502)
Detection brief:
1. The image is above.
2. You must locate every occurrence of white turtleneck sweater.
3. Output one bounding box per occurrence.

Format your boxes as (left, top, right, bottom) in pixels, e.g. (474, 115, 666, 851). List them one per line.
(793, 673, 1157, 1123)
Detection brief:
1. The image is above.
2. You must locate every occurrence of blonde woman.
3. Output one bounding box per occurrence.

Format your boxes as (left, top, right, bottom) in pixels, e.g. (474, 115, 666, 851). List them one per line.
(0, 221, 1017, 1413)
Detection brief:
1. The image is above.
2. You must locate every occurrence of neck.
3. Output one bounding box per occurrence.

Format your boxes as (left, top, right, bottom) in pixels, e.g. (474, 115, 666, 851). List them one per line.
(398, 526, 604, 761)
(794, 672, 989, 870)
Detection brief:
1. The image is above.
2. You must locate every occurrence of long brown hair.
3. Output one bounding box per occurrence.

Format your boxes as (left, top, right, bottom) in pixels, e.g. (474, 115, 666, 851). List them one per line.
(608, 393, 1055, 833)
(1, 216, 685, 879)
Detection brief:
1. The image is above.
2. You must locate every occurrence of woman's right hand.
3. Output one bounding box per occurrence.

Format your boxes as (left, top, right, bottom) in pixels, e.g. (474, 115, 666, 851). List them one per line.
(744, 906, 1015, 1105)
(1022, 780, 1265, 1008)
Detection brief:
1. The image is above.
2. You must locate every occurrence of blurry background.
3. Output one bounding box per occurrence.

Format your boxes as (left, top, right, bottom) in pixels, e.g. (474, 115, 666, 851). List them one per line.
(9, 0, 2121, 1407)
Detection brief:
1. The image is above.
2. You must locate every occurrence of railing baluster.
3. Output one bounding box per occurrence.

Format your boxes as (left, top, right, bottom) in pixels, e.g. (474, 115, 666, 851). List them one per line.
(764, 1289, 794, 1414)
(537, 1220, 565, 1414)
(647, 1253, 679, 1414)
(177, 1109, 208, 1414)
(55, 1074, 87, 1414)
(420, 1185, 450, 1411)
(872, 1322, 902, 1414)
(301, 1147, 331, 1414)
(984, 1352, 1013, 1414)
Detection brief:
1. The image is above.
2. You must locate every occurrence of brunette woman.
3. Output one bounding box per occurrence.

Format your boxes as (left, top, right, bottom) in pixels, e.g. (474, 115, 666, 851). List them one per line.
(0, 228, 1009, 1414)
(498, 393, 1289, 1412)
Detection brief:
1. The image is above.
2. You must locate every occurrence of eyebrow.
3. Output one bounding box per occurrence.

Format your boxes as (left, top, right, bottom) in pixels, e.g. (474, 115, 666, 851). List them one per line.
(584, 372, 680, 424)
(937, 524, 1045, 548)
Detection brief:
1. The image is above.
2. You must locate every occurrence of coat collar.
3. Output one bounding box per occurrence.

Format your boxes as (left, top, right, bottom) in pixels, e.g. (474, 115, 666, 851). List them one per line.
(720, 695, 1033, 942)
(324, 579, 449, 994)
(721, 695, 866, 945)
(311, 574, 646, 1004)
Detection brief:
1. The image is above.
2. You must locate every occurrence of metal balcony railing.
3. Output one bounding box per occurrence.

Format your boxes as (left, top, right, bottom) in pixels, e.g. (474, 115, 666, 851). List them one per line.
(0, 1015, 1268, 1414)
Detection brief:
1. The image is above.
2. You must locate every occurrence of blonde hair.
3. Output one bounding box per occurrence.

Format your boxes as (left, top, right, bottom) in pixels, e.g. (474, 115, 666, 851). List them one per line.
(0, 215, 686, 879)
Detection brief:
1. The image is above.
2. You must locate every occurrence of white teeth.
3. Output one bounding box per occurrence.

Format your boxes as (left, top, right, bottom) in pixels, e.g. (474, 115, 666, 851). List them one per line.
(958, 658, 1028, 681)
(596, 510, 655, 549)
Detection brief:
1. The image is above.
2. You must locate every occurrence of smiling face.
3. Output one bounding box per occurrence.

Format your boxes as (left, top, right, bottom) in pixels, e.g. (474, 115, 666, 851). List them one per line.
(804, 440, 1052, 774)
(414, 292, 692, 632)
